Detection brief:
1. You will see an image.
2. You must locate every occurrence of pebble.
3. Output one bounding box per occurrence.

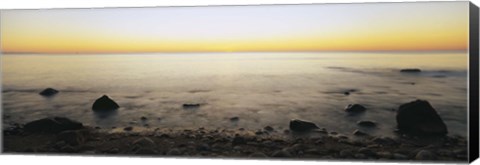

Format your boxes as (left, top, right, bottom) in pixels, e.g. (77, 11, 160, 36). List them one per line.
(124, 127, 133, 131)
(376, 151, 392, 159)
(272, 149, 292, 158)
(249, 152, 268, 158)
(393, 153, 408, 160)
(230, 117, 239, 121)
(339, 150, 352, 157)
(353, 129, 368, 136)
(167, 148, 182, 156)
(264, 126, 274, 132)
(354, 153, 367, 159)
(140, 116, 147, 120)
(415, 150, 435, 160)
(232, 136, 246, 145)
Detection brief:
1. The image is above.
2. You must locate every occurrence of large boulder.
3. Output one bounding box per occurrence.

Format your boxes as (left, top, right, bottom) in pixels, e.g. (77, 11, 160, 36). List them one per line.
(396, 100, 447, 136)
(39, 88, 59, 97)
(24, 117, 83, 133)
(92, 95, 120, 112)
(289, 119, 319, 132)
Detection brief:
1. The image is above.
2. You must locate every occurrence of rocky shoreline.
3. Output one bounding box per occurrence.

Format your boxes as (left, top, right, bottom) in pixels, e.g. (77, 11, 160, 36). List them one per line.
(3, 123, 468, 162)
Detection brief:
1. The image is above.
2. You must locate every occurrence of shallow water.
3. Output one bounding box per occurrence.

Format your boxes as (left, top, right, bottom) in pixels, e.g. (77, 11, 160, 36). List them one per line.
(1, 52, 468, 137)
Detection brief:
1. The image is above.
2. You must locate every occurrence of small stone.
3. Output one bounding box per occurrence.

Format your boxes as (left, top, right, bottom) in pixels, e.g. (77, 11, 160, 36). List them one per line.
(124, 127, 133, 131)
(60, 145, 76, 153)
(232, 136, 246, 145)
(132, 137, 156, 147)
(345, 104, 366, 113)
(358, 147, 375, 156)
(134, 148, 157, 155)
(376, 151, 392, 159)
(393, 153, 408, 159)
(230, 117, 239, 121)
(339, 150, 352, 157)
(272, 149, 292, 158)
(140, 116, 147, 120)
(196, 143, 210, 151)
(167, 148, 182, 155)
(264, 126, 274, 132)
(249, 152, 268, 158)
(415, 150, 435, 160)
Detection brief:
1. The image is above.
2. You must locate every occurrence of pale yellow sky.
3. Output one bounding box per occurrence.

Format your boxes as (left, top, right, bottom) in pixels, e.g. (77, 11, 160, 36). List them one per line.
(0, 2, 469, 53)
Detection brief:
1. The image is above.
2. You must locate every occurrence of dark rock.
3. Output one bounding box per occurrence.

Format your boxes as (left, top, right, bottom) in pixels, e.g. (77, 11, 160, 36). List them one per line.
(124, 127, 133, 131)
(396, 100, 448, 136)
(400, 68, 421, 73)
(182, 103, 201, 109)
(92, 95, 120, 111)
(357, 120, 376, 127)
(344, 92, 350, 95)
(345, 104, 366, 113)
(140, 116, 147, 120)
(272, 149, 292, 158)
(353, 129, 368, 136)
(264, 126, 274, 132)
(57, 130, 85, 146)
(289, 119, 319, 132)
(24, 117, 83, 133)
(39, 88, 59, 97)
(230, 117, 239, 121)
(415, 150, 435, 160)
(376, 151, 393, 159)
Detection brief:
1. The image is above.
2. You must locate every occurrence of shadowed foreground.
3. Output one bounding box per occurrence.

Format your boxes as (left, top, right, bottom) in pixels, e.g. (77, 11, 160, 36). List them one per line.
(3, 125, 467, 162)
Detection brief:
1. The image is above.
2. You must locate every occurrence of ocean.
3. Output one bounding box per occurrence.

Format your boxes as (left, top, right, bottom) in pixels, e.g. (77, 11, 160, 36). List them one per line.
(1, 52, 468, 137)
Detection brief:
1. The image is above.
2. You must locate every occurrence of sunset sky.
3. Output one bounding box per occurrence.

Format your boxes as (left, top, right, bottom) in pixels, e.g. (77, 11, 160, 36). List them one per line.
(0, 2, 469, 54)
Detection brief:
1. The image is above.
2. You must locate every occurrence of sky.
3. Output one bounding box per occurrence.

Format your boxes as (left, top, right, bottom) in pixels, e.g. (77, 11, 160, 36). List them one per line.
(0, 1, 469, 53)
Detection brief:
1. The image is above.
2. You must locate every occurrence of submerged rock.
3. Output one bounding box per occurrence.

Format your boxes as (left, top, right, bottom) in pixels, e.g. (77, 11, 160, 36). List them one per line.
(24, 117, 83, 133)
(396, 100, 447, 136)
(400, 68, 422, 73)
(92, 95, 120, 112)
(39, 88, 59, 97)
(230, 117, 239, 121)
(182, 103, 201, 109)
(345, 104, 366, 113)
(289, 119, 319, 132)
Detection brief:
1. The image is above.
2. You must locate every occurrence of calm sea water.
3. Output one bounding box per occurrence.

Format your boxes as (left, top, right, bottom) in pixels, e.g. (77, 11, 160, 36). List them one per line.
(1, 52, 468, 137)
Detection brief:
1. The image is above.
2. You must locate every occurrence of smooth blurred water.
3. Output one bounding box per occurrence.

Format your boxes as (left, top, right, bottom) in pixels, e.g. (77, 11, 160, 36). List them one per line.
(1, 52, 468, 137)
